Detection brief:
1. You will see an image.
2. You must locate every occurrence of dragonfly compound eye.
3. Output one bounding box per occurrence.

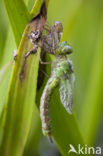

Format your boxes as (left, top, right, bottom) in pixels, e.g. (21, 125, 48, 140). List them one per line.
(58, 41, 72, 55)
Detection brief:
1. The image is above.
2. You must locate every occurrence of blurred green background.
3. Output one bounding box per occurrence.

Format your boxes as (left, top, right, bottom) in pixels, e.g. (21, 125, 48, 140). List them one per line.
(0, 0, 103, 155)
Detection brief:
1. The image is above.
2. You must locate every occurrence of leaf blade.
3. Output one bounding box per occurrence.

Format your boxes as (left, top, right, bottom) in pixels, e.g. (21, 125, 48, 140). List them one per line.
(3, 0, 31, 46)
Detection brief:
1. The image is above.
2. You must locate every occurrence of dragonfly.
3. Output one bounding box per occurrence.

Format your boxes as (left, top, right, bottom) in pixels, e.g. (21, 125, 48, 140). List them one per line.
(25, 21, 63, 64)
(40, 41, 75, 141)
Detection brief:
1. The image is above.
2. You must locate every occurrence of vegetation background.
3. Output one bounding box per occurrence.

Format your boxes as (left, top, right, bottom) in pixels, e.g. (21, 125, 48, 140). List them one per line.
(0, 0, 103, 155)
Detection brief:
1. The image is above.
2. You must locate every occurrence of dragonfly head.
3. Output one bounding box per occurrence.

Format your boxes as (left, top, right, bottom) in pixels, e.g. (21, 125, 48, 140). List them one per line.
(58, 41, 72, 55)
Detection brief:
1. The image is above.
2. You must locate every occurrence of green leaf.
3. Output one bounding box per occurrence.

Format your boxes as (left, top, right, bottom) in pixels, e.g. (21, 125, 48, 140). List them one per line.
(23, 106, 41, 156)
(0, 25, 39, 156)
(0, 62, 11, 85)
(26, 0, 36, 12)
(3, 0, 31, 46)
(0, 62, 12, 115)
(0, 0, 9, 64)
(80, 17, 103, 145)
(0, 28, 16, 116)
(31, 0, 49, 15)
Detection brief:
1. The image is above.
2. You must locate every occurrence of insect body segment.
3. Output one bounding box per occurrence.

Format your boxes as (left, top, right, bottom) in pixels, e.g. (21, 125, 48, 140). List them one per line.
(42, 21, 63, 54)
(40, 42, 74, 139)
(40, 77, 59, 137)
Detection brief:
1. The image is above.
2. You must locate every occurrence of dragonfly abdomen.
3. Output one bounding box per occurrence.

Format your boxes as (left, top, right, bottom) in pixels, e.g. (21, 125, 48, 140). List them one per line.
(40, 76, 59, 138)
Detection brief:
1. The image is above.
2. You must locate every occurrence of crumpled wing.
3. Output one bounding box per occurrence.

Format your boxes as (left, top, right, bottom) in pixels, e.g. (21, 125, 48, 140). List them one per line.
(59, 73, 75, 114)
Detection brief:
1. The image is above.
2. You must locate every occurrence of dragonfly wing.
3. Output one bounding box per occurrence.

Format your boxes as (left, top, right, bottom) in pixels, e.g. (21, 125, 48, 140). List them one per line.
(59, 73, 75, 114)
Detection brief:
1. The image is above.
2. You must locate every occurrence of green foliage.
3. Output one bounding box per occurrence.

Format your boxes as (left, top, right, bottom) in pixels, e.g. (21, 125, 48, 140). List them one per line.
(3, 0, 31, 46)
(0, 0, 103, 156)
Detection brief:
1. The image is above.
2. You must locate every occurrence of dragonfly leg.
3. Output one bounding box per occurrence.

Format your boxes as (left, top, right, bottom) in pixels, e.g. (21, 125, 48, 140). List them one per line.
(44, 23, 51, 32)
(43, 27, 50, 32)
(25, 46, 37, 59)
(39, 69, 49, 78)
(37, 49, 52, 64)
